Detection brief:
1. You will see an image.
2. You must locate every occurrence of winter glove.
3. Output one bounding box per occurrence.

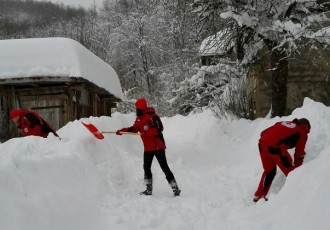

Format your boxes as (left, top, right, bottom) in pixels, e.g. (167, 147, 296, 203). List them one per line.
(116, 128, 129, 135)
(116, 130, 123, 135)
(294, 156, 304, 167)
(294, 152, 305, 168)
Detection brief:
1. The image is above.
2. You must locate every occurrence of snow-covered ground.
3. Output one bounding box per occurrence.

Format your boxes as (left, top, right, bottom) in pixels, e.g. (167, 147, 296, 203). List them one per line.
(0, 97, 329, 230)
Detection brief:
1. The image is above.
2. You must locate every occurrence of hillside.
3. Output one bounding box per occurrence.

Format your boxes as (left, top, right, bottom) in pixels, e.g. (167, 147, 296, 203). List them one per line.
(0, 0, 84, 37)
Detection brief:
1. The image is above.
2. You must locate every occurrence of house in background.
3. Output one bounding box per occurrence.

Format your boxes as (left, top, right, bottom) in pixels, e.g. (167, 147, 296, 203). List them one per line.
(0, 37, 123, 141)
(247, 44, 330, 119)
(199, 30, 236, 66)
(200, 31, 329, 119)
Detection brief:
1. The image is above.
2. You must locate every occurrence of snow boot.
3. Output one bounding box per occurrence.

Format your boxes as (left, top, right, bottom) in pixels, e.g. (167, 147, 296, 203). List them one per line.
(253, 195, 268, 203)
(140, 178, 152, 196)
(169, 179, 181, 197)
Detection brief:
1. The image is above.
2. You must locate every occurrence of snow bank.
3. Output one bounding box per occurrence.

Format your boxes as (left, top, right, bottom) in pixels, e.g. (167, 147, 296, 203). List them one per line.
(0, 98, 328, 230)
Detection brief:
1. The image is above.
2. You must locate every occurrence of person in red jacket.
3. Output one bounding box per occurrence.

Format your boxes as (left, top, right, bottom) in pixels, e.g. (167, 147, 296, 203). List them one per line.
(10, 109, 59, 138)
(253, 118, 311, 202)
(116, 98, 181, 197)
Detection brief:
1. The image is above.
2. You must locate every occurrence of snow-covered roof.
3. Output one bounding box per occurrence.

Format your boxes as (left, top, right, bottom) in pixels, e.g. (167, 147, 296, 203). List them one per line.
(0, 37, 123, 100)
(199, 29, 233, 56)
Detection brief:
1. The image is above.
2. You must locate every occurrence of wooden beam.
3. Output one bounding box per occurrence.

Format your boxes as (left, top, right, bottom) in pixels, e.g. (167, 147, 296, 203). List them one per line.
(31, 105, 64, 110)
(20, 94, 68, 101)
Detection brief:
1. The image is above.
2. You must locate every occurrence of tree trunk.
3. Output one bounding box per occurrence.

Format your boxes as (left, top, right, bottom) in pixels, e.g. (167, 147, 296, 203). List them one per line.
(265, 40, 288, 117)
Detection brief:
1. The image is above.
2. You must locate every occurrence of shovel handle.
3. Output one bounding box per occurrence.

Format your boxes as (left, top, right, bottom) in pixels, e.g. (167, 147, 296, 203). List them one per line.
(101, 131, 140, 135)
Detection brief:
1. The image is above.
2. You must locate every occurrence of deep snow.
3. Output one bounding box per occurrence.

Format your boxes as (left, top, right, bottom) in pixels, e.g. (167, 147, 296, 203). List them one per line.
(0, 97, 329, 230)
(0, 38, 123, 100)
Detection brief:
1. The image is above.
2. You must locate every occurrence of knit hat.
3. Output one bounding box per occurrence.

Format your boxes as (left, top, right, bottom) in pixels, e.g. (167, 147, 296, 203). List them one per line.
(135, 98, 148, 110)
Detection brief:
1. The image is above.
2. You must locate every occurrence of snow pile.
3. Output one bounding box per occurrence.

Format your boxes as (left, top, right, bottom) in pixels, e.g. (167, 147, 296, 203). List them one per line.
(0, 98, 328, 230)
(0, 38, 123, 99)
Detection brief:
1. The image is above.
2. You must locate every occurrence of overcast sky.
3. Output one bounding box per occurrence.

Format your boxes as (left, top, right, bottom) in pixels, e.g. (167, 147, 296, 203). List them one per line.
(34, 0, 105, 9)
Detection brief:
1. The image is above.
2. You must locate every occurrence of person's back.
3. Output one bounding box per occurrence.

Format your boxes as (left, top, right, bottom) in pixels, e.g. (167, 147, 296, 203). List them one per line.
(260, 121, 308, 149)
(134, 107, 166, 152)
(10, 109, 59, 138)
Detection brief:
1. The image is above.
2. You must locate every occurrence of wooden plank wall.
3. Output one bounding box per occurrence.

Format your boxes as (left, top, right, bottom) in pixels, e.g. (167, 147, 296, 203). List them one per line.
(0, 83, 118, 141)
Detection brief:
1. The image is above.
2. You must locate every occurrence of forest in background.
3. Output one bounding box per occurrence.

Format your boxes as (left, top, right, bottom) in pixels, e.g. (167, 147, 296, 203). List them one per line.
(0, 0, 329, 117)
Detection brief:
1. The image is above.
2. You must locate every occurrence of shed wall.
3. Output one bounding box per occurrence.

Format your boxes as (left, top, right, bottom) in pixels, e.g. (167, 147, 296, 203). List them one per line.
(0, 82, 119, 141)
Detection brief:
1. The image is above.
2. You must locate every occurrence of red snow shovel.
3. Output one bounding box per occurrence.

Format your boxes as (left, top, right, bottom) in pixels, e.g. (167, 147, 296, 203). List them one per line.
(81, 122, 139, 140)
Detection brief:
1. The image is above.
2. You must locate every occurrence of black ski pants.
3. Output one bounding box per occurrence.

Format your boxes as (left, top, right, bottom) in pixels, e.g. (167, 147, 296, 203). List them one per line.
(143, 149, 174, 183)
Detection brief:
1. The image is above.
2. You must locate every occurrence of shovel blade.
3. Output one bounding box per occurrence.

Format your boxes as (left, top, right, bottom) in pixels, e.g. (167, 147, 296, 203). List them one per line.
(81, 122, 105, 140)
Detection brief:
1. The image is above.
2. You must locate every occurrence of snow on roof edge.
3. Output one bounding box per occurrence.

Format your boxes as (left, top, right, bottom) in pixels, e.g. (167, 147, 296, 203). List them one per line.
(0, 37, 123, 100)
(199, 29, 233, 57)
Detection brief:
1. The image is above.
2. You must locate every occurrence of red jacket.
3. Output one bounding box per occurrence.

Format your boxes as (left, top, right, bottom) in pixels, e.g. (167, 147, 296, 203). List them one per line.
(260, 121, 308, 166)
(120, 108, 166, 152)
(17, 110, 59, 138)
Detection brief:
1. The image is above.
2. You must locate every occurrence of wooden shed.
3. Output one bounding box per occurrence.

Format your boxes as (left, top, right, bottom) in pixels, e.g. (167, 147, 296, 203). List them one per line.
(0, 37, 123, 141)
(199, 30, 329, 120)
